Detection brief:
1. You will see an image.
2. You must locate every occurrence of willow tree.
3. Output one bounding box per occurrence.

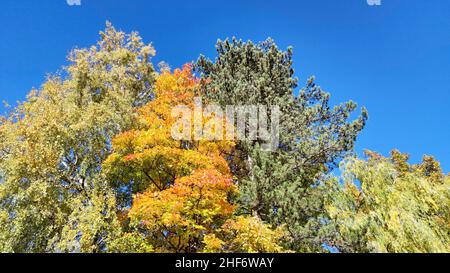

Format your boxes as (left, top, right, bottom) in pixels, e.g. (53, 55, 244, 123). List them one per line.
(195, 38, 368, 251)
(0, 23, 156, 252)
(326, 151, 450, 253)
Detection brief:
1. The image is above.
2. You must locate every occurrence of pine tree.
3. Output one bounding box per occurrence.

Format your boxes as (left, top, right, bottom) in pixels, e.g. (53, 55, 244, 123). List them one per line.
(195, 38, 368, 251)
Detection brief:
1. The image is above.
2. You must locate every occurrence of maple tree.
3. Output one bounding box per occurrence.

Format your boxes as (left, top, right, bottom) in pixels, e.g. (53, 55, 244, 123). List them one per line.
(104, 65, 286, 253)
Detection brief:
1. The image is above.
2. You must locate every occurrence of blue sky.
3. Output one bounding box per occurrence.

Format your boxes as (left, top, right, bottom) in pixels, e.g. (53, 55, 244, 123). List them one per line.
(0, 0, 449, 172)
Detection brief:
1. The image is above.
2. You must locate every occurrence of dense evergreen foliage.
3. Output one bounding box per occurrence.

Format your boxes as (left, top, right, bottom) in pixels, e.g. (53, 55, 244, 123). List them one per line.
(195, 38, 368, 251)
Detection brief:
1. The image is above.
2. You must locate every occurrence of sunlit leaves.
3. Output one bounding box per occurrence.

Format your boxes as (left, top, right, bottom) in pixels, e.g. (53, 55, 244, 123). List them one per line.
(0, 23, 156, 252)
(105, 67, 285, 253)
(130, 169, 237, 252)
(203, 216, 288, 253)
(326, 151, 450, 253)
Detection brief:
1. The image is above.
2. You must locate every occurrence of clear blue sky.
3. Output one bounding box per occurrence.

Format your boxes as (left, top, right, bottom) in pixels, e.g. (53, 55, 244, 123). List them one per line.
(0, 0, 449, 172)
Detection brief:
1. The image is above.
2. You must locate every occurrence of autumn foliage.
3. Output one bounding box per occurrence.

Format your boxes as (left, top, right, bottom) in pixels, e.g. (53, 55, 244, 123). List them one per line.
(104, 65, 286, 253)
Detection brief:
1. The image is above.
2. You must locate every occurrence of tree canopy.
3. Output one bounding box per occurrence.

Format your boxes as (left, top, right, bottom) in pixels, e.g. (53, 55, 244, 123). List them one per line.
(0, 23, 447, 253)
